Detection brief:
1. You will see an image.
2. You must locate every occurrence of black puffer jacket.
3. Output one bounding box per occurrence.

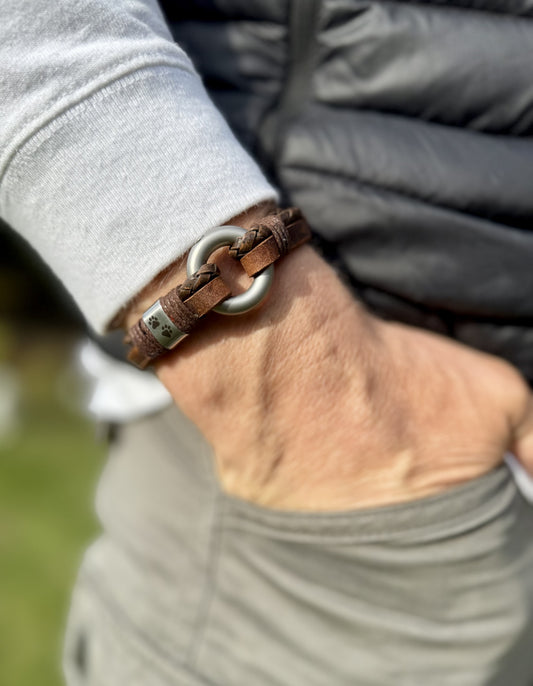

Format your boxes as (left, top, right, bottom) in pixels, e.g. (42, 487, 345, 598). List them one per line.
(163, 0, 533, 382)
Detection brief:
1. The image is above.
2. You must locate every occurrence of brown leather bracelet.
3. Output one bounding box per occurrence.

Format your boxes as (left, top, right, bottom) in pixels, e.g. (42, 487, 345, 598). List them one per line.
(228, 207, 311, 276)
(124, 208, 311, 369)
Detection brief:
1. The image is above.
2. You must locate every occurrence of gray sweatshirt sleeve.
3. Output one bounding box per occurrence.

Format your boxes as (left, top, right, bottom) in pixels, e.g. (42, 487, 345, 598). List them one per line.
(0, 0, 277, 333)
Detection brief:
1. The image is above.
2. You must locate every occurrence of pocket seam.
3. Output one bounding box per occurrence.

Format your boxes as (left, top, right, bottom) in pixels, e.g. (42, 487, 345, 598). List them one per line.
(220, 466, 517, 544)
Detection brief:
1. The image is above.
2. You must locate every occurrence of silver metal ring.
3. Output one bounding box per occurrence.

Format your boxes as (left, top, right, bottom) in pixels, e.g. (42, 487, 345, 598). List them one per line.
(186, 226, 274, 315)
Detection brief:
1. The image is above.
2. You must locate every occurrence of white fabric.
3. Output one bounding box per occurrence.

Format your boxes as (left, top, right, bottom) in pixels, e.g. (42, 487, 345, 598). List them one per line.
(0, 0, 276, 333)
(505, 453, 533, 503)
(79, 342, 171, 422)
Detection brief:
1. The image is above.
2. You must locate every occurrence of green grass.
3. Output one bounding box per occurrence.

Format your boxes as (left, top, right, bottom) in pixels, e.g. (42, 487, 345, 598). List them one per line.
(0, 332, 105, 686)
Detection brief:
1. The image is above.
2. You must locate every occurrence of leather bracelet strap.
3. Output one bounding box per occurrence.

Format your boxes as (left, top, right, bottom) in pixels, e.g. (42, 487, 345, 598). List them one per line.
(124, 208, 311, 369)
(125, 264, 230, 368)
(228, 207, 310, 277)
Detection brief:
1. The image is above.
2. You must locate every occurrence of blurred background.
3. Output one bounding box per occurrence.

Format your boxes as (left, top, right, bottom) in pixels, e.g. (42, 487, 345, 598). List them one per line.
(0, 224, 106, 686)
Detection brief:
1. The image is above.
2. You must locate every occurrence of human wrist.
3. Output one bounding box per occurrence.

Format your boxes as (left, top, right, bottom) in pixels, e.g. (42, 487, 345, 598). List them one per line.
(120, 210, 385, 508)
(154, 243, 379, 504)
(120, 200, 277, 330)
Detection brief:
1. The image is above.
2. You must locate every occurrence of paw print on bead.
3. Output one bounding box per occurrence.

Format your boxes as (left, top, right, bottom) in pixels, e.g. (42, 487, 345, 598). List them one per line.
(148, 315, 160, 329)
(161, 325, 172, 338)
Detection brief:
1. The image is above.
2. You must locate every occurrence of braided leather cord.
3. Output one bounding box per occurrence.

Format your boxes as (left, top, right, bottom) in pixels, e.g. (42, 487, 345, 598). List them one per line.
(227, 222, 272, 260)
(125, 207, 310, 368)
(228, 207, 303, 260)
(176, 262, 219, 299)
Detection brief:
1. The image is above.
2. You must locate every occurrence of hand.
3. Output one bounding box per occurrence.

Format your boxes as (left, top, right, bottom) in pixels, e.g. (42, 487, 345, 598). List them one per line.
(127, 230, 533, 511)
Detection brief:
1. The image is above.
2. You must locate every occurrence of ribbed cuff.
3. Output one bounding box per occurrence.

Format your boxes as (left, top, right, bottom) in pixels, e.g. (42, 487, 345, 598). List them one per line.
(1, 65, 277, 333)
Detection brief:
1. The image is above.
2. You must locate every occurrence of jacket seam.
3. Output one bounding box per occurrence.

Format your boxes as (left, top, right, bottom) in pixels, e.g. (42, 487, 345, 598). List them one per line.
(285, 162, 532, 234)
(387, 0, 533, 20)
(312, 98, 533, 139)
(257, 0, 322, 168)
(222, 482, 518, 545)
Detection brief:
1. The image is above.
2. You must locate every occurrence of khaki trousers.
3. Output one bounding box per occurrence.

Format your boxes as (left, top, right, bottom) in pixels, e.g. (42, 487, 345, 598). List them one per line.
(64, 405, 533, 685)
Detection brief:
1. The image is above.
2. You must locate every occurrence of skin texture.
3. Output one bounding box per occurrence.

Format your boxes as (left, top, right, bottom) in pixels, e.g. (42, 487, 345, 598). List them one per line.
(125, 209, 533, 511)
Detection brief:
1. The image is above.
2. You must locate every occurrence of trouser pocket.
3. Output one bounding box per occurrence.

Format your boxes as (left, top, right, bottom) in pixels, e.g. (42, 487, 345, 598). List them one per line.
(192, 467, 533, 686)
